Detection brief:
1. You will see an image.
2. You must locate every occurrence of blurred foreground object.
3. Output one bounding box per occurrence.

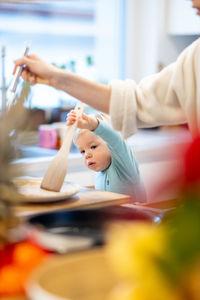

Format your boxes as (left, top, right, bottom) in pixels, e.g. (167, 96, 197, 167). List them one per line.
(0, 97, 27, 247)
(24, 136, 200, 300)
(0, 241, 48, 298)
(106, 136, 200, 300)
(27, 248, 119, 300)
(0, 99, 49, 298)
(24, 205, 155, 300)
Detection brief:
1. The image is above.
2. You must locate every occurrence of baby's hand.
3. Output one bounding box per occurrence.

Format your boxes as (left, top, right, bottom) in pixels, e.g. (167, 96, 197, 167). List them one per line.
(66, 111, 98, 131)
(66, 110, 78, 126)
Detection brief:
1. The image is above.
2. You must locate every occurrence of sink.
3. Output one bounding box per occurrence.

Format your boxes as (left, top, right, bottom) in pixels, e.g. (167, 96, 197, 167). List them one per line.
(18, 145, 79, 159)
(19, 146, 58, 158)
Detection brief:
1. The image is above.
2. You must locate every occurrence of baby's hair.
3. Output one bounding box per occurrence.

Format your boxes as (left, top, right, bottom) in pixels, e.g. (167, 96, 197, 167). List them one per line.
(73, 113, 110, 144)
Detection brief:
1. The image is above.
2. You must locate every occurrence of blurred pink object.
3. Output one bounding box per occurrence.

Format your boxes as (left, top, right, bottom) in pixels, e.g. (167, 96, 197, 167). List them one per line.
(39, 125, 58, 149)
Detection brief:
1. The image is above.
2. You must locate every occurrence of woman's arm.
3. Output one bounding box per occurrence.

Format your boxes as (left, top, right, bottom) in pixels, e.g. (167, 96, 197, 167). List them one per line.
(14, 38, 200, 138)
(14, 55, 111, 114)
(110, 38, 200, 138)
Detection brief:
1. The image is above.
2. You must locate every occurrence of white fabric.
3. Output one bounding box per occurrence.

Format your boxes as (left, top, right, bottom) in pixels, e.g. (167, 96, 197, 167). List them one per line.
(109, 38, 200, 139)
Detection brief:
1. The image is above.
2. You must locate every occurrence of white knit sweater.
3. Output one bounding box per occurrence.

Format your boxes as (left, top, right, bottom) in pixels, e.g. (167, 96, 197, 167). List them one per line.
(109, 38, 200, 139)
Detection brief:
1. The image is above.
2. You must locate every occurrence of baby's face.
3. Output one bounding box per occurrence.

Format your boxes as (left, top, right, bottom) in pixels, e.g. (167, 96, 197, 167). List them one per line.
(76, 130, 111, 172)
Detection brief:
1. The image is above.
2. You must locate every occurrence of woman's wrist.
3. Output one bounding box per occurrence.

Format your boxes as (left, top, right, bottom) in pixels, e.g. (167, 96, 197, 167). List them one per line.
(49, 67, 68, 89)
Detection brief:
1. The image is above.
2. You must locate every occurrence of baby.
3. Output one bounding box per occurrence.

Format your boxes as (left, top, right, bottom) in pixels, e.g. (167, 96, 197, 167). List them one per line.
(67, 110, 146, 203)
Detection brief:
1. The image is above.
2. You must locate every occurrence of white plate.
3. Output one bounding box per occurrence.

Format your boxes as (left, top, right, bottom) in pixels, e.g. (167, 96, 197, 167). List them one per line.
(14, 177, 80, 203)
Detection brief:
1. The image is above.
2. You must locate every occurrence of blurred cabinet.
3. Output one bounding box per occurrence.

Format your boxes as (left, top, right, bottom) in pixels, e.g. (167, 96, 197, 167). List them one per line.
(167, 0, 200, 35)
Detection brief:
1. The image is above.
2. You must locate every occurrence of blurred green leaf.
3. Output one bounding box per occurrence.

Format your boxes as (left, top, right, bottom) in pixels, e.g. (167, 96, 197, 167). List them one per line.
(157, 194, 200, 284)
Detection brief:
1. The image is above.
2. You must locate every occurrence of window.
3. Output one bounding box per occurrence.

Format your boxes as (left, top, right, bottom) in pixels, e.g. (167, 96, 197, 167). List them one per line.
(0, 0, 125, 110)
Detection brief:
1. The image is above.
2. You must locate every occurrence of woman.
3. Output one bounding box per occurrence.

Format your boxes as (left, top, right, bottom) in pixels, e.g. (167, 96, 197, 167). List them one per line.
(14, 0, 200, 139)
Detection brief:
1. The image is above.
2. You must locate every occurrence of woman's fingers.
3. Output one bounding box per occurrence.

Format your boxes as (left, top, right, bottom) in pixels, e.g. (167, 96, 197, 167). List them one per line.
(20, 68, 35, 84)
(13, 57, 27, 70)
(14, 55, 50, 84)
(14, 55, 39, 70)
(28, 73, 37, 85)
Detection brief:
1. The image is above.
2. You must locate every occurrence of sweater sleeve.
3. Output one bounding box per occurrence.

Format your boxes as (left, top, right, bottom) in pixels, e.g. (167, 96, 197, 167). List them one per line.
(109, 38, 200, 138)
(93, 119, 135, 171)
(93, 118, 127, 151)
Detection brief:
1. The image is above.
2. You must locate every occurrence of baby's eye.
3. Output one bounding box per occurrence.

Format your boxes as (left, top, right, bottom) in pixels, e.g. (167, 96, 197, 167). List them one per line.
(80, 150, 85, 154)
(91, 145, 97, 149)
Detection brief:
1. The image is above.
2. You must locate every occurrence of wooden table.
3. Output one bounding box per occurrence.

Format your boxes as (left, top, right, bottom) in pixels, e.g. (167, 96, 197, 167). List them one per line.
(13, 188, 131, 217)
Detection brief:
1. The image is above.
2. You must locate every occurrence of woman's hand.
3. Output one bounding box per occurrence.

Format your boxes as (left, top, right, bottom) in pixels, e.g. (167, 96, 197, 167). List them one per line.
(13, 53, 110, 114)
(13, 54, 58, 86)
(66, 111, 98, 131)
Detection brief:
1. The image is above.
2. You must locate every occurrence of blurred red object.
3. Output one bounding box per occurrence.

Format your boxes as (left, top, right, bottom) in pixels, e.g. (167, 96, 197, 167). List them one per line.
(0, 240, 49, 298)
(184, 135, 200, 186)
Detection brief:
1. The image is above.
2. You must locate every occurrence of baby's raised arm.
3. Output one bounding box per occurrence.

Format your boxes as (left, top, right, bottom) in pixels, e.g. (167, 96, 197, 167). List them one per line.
(66, 110, 98, 131)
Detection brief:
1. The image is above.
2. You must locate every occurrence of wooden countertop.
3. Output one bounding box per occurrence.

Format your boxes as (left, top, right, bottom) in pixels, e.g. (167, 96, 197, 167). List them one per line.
(13, 188, 131, 217)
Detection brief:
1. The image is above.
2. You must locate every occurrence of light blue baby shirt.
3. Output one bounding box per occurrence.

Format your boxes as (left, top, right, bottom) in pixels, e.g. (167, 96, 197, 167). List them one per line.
(93, 119, 146, 203)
